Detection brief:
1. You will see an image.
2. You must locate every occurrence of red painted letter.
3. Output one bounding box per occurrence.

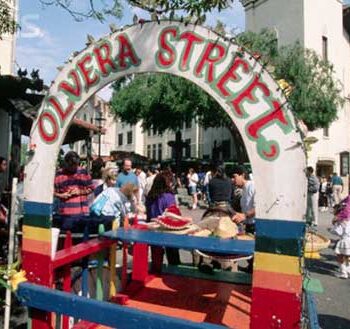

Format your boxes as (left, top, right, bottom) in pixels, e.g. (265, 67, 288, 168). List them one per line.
(77, 54, 99, 90)
(230, 75, 270, 118)
(179, 31, 203, 71)
(94, 42, 117, 75)
(117, 34, 140, 69)
(156, 27, 177, 68)
(195, 42, 226, 82)
(38, 111, 59, 143)
(216, 57, 250, 97)
(58, 70, 81, 99)
(48, 97, 74, 126)
(247, 100, 291, 139)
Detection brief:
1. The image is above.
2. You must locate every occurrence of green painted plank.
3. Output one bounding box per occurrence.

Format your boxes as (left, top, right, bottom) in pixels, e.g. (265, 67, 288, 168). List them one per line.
(303, 277, 324, 294)
(162, 264, 252, 285)
(255, 236, 302, 257)
(23, 214, 52, 229)
(96, 224, 105, 301)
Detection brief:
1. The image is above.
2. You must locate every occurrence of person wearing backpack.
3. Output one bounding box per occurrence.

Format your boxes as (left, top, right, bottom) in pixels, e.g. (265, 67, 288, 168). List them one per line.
(306, 166, 320, 226)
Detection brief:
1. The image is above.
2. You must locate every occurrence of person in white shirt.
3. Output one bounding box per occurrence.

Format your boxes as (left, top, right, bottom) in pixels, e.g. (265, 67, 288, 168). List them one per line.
(136, 166, 147, 204)
(144, 166, 157, 197)
(187, 168, 199, 210)
(231, 165, 256, 234)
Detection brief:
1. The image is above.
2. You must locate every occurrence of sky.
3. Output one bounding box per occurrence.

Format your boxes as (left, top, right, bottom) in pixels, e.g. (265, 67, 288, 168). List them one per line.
(16, 0, 245, 100)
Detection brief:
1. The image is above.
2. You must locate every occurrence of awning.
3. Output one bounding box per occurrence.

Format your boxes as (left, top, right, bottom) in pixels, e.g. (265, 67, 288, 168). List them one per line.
(8, 98, 104, 144)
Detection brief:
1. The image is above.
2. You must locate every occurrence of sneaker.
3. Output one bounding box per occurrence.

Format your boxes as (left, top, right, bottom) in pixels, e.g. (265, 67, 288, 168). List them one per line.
(335, 272, 348, 279)
(192, 204, 197, 210)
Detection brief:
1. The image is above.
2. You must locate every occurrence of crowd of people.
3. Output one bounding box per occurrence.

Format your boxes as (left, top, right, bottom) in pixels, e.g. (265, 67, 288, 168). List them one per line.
(306, 168, 345, 226)
(52, 151, 180, 235)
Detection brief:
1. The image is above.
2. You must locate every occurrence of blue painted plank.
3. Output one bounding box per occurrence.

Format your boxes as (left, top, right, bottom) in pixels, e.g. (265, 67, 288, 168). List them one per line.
(255, 219, 305, 239)
(18, 283, 227, 329)
(23, 201, 53, 216)
(305, 292, 320, 329)
(102, 228, 254, 256)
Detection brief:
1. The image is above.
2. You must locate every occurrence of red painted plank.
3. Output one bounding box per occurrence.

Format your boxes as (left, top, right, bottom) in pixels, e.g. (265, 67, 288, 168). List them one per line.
(22, 251, 53, 286)
(62, 233, 73, 329)
(132, 243, 149, 282)
(124, 274, 251, 329)
(52, 238, 114, 269)
(250, 287, 301, 329)
(252, 270, 302, 294)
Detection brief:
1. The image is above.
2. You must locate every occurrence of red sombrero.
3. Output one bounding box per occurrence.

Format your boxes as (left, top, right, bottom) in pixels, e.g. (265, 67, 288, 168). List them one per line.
(154, 205, 192, 230)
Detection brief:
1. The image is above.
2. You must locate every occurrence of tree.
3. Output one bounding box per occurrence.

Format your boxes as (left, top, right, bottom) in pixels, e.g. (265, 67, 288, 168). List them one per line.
(0, 0, 18, 39)
(236, 29, 344, 131)
(110, 73, 248, 164)
(0, 0, 234, 37)
(38, 0, 233, 21)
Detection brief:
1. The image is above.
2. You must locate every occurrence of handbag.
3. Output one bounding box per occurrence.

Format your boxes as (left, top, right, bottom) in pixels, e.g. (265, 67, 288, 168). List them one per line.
(90, 193, 109, 216)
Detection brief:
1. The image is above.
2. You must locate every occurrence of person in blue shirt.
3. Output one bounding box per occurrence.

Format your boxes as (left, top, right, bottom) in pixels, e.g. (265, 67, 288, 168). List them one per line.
(116, 158, 139, 204)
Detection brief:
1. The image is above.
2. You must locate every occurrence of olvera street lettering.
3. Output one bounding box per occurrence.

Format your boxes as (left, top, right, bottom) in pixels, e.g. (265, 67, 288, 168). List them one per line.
(38, 25, 293, 161)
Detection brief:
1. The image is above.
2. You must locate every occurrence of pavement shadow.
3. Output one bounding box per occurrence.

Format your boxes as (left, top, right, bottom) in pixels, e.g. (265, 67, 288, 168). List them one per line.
(319, 314, 350, 329)
(306, 258, 338, 275)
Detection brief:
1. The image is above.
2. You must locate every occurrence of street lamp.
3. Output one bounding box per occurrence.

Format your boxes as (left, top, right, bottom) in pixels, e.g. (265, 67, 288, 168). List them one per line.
(95, 110, 106, 158)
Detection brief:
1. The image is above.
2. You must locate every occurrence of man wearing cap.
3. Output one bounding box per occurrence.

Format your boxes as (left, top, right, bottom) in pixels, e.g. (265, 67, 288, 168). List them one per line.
(231, 165, 256, 234)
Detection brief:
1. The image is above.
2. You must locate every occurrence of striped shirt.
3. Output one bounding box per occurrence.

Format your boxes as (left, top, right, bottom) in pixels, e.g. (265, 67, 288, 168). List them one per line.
(54, 167, 93, 216)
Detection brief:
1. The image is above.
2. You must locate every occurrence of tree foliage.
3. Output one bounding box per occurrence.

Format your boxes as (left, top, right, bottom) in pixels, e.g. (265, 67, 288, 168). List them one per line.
(237, 29, 344, 131)
(38, 0, 233, 22)
(111, 73, 227, 133)
(0, 0, 19, 39)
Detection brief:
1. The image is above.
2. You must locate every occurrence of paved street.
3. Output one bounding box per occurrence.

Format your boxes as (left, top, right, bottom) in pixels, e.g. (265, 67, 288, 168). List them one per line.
(306, 210, 350, 329)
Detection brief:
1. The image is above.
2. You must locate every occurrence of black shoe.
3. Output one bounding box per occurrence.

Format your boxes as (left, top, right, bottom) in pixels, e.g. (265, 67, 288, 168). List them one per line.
(198, 263, 214, 274)
(211, 260, 222, 270)
(238, 265, 253, 274)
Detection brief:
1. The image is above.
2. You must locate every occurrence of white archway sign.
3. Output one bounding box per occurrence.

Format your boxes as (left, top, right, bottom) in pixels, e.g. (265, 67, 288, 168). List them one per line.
(24, 21, 306, 221)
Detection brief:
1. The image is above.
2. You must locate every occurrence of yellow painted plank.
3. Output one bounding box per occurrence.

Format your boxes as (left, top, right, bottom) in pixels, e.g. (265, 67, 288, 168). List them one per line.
(254, 252, 301, 275)
(23, 225, 51, 242)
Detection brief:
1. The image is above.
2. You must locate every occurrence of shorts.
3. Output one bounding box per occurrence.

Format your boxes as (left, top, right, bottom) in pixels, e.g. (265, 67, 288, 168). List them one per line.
(188, 186, 197, 195)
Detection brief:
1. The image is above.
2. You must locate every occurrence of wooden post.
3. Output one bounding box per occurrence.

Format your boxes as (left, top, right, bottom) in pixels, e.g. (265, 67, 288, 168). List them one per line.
(250, 219, 305, 329)
(22, 201, 54, 329)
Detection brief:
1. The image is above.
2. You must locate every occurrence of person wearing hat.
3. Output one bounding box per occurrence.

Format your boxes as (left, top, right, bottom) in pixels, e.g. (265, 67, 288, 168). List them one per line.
(231, 165, 256, 234)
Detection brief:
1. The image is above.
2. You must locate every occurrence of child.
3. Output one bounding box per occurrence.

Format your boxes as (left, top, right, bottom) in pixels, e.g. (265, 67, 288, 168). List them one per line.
(330, 196, 350, 279)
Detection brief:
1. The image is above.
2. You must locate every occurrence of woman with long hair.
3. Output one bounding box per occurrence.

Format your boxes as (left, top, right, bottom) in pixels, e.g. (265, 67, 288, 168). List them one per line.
(146, 171, 180, 267)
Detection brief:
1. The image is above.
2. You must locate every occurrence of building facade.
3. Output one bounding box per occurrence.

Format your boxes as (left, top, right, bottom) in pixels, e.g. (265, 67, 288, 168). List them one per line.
(241, 0, 350, 191)
(0, 0, 18, 159)
(73, 95, 117, 158)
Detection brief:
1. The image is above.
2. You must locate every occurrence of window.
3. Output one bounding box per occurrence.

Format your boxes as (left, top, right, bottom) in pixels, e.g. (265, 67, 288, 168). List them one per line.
(323, 126, 329, 137)
(340, 152, 349, 177)
(152, 144, 157, 160)
(322, 36, 328, 61)
(185, 139, 191, 158)
(158, 143, 162, 161)
(147, 145, 151, 159)
(118, 133, 123, 146)
(153, 127, 157, 136)
(127, 131, 132, 144)
(147, 130, 151, 137)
